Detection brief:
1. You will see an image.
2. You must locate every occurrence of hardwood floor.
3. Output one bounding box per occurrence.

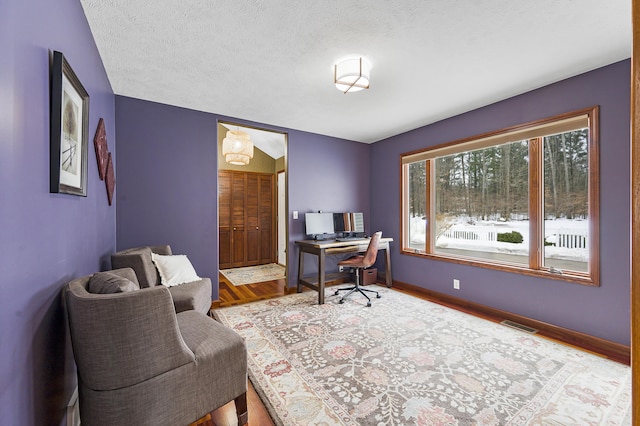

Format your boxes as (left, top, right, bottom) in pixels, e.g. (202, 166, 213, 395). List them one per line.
(191, 380, 273, 426)
(197, 272, 625, 425)
(215, 272, 290, 308)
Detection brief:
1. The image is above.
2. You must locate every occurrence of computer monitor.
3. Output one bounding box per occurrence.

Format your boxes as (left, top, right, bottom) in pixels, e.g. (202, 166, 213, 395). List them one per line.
(333, 212, 365, 235)
(305, 212, 335, 238)
(333, 213, 348, 233)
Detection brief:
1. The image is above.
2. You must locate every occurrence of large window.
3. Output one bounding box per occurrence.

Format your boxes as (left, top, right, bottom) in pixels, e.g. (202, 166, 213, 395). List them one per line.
(401, 107, 599, 285)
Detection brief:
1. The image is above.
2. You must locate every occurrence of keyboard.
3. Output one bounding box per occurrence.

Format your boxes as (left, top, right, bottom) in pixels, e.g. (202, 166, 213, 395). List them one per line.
(336, 237, 367, 242)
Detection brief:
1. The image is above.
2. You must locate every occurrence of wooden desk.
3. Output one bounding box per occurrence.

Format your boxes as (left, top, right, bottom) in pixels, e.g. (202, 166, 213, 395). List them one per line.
(295, 237, 393, 304)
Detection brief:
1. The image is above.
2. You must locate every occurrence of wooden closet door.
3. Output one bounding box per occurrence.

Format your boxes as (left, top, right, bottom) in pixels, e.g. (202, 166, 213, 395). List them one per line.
(245, 173, 260, 266)
(231, 172, 246, 268)
(219, 170, 275, 268)
(259, 174, 274, 264)
(218, 171, 232, 269)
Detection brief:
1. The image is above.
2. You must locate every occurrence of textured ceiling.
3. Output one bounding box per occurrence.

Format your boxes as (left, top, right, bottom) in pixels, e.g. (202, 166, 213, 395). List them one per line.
(80, 0, 631, 143)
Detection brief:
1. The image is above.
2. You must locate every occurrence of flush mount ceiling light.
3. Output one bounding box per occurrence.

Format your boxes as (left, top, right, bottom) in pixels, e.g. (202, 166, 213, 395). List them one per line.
(334, 57, 371, 93)
(222, 129, 254, 165)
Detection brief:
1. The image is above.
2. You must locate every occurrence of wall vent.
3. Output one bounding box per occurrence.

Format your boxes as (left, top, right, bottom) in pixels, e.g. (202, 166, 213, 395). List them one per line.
(500, 320, 538, 334)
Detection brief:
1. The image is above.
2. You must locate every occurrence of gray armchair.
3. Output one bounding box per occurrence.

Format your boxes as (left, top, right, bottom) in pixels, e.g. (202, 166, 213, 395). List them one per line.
(111, 245, 211, 314)
(65, 268, 248, 426)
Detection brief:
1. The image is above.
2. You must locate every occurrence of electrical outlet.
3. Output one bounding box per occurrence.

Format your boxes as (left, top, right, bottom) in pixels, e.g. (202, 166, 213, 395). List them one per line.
(453, 279, 460, 290)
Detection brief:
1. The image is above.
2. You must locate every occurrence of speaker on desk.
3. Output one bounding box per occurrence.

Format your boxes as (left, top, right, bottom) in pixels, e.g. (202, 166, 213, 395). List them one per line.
(351, 212, 364, 233)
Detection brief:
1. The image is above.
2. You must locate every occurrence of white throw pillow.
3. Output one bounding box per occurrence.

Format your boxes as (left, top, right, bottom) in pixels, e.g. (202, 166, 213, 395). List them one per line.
(151, 253, 201, 287)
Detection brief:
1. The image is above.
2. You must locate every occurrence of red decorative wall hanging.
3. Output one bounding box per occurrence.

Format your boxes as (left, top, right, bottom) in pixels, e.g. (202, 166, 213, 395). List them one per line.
(105, 152, 115, 206)
(93, 118, 108, 180)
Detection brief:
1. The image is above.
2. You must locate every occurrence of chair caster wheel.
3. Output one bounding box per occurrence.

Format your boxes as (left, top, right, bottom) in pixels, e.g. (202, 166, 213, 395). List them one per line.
(376, 294, 381, 299)
(334, 291, 339, 296)
(366, 302, 372, 307)
(339, 299, 345, 304)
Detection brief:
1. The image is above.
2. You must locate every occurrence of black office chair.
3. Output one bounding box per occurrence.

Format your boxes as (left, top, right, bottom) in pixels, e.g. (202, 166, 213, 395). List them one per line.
(334, 231, 382, 307)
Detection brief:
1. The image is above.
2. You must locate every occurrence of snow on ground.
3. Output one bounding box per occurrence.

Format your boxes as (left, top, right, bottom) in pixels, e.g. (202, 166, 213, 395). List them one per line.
(410, 216, 589, 262)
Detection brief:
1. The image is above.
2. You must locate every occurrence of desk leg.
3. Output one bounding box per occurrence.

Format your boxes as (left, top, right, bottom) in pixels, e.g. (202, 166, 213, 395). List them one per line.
(318, 249, 325, 304)
(297, 248, 304, 293)
(384, 248, 393, 288)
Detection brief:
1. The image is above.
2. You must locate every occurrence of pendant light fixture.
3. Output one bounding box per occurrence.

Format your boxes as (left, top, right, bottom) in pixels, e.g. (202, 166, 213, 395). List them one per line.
(222, 129, 254, 165)
(334, 57, 371, 93)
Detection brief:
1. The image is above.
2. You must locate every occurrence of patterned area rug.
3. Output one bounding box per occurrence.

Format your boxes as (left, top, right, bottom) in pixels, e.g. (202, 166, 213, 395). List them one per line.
(214, 287, 631, 425)
(220, 263, 286, 286)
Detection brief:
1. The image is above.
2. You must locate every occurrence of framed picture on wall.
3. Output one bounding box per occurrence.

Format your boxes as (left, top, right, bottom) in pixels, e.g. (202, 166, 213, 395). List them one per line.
(50, 50, 90, 196)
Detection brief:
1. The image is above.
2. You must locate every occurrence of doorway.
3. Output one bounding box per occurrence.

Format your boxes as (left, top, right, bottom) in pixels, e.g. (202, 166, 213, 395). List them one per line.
(217, 122, 287, 285)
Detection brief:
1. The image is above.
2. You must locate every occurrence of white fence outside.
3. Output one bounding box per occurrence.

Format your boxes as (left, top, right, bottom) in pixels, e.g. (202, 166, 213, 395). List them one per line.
(441, 224, 587, 249)
(440, 226, 497, 242)
(545, 232, 588, 249)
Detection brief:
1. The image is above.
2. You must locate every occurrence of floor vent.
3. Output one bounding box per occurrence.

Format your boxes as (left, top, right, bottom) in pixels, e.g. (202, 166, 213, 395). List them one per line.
(500, 320, 538, 334)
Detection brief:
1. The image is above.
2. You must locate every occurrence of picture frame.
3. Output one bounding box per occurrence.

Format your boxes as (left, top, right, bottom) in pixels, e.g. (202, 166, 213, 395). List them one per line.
(50, 50, 89, 196)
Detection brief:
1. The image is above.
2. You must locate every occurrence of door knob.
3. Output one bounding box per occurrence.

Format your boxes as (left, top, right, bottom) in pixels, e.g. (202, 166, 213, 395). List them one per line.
(256, 226, 259, 230)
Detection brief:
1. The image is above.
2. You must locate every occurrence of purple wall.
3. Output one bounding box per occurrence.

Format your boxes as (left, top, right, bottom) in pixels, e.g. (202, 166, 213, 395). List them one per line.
(1, 0, 116, 424)
(287, 129, 371, 275)
(370, 60, 631, 345)
(115, 97, 218, 293)
(114, 97, 370, 299)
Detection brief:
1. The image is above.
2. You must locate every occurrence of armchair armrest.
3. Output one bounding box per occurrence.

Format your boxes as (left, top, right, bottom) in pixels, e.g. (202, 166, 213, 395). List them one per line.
(66, 280, 195, 391)
(168, 277, 212, 314)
